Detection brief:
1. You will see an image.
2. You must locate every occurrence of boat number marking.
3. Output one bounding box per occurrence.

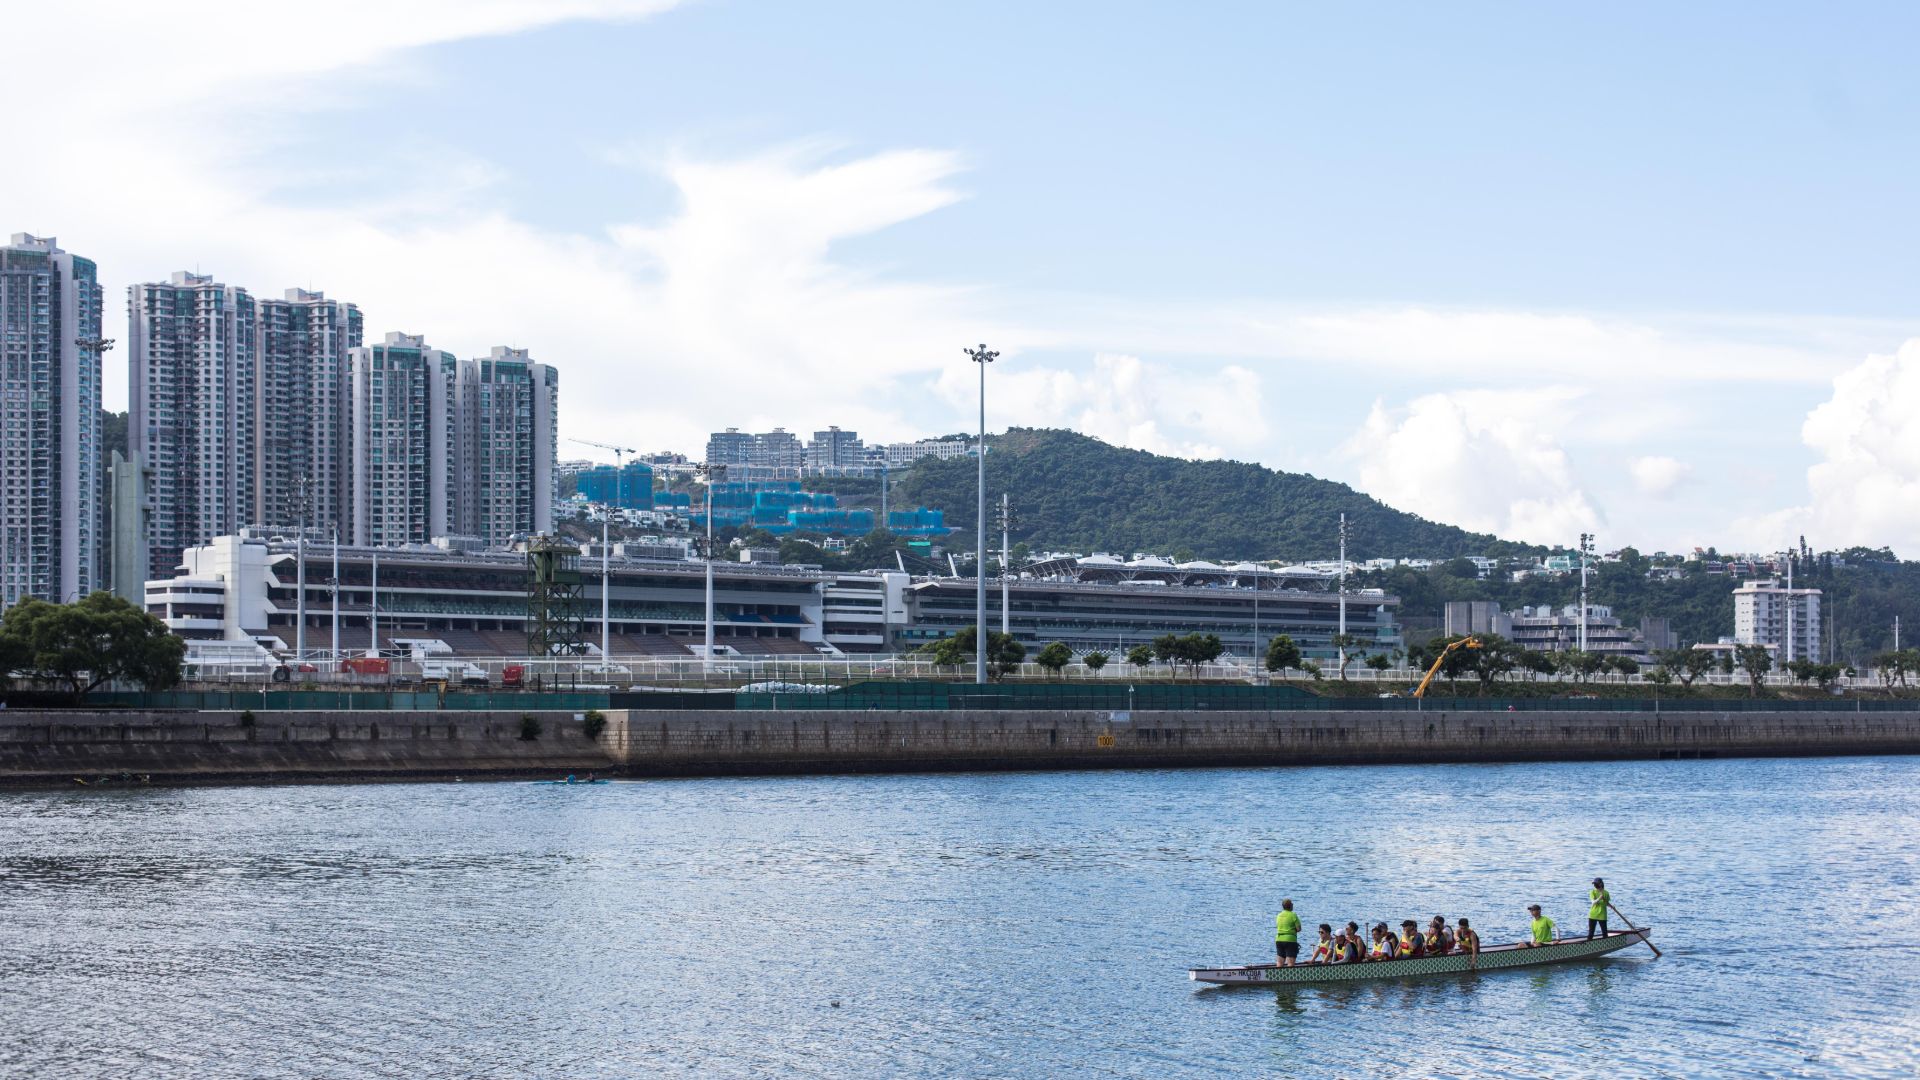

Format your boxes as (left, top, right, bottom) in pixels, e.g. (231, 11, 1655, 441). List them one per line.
(1096, 734, 1116, 748)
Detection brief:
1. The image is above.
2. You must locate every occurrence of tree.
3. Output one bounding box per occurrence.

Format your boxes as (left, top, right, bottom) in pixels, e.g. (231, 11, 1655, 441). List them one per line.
(1152, 633, 1183, 679)
(1157, 632, 1223, 677)
(1329, 633, 1365, 680)
(1518, 649, 1557, 677)
(1607, 656, 1640, 677)
(1125, 643, 1155, 669)
(1555, 650, 1604, 684)
(1264, 634, 1302, 676)
(1734, 644, 1773, 697)
(1083, 651, 1109, 674)
(920, 627, 1026, 678)
(1035, 641, 1074, 679)
(1364, 653, 1392, 672)
(1667, 649, 1714, 687)
(1468, 635, 1524, 694)
(0, 592, 186, 701)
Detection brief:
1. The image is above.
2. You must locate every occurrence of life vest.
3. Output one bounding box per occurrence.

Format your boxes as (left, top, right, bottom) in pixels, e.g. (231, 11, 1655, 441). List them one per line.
(1424, 930, 1444, 951)
(1371, 937, 1396, 958)
(1457, 929, 1478, 951)
(1399, 933, 1421, 955)
(1311, 940, 1334, 962)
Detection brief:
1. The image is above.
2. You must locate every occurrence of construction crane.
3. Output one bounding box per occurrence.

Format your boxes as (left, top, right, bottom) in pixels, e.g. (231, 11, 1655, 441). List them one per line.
(568, 437, 636, 465)
(1413, 636, 1483, 698)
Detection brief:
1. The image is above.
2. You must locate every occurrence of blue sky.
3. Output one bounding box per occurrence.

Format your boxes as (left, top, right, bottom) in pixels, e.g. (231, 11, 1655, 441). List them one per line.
(13, 1, 1920, 554)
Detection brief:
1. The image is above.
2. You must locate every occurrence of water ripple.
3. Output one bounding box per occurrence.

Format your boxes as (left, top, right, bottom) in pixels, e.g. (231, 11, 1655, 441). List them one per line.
(3, 758, 1919, 1077)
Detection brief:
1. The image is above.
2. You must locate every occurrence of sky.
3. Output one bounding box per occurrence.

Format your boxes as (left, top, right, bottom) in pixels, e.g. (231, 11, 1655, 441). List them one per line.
(11, 1, 1920, 556)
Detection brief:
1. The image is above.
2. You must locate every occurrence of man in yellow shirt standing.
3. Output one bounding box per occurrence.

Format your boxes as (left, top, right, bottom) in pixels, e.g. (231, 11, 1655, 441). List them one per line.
(1274, 899, 1302, 967)
(1524, 903, 1555, 947)
(1587, 877, 1611, 939)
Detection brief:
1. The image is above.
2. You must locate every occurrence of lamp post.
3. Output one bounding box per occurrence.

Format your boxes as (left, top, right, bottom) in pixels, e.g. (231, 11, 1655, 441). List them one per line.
(600, 504, 611, 668)
(965, 344, 998, 684)
(1578, 532, 1594, 653)
(329, 525, 339, 665)
(1337, 512, 1348, 671)
(696, 462, 728, 670)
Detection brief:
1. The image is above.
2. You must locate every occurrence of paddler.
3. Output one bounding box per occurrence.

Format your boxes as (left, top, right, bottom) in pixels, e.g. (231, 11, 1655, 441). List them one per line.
(1587, 878, 1611, 939)
(1369, 923, 1398, 959)
(1398, 920, 1426, 957)
(1524, 903, 1556, 947)
(1309, 924, 1336, 964)
(1455, 918, 1480, 969)
(1274, 899, 1302, 967)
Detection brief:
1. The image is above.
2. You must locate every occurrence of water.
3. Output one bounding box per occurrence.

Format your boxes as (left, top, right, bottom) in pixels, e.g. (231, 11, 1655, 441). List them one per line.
(4, 758, 1919, 1078)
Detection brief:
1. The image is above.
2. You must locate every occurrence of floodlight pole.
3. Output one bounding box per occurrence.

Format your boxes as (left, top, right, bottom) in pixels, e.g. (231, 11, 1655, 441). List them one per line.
(697, 463, 727, 670)
(1337, 512, 1348, 670)
(1578, 532, 1593, 653)
(966, 344, 999, 684)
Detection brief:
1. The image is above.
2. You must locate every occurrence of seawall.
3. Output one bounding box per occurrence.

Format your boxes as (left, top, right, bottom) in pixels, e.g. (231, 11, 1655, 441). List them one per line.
(4, 707, 1919, 785)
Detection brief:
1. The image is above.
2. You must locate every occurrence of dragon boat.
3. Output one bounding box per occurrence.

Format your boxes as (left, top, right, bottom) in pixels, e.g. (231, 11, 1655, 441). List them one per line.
(1190, 928, 1653, 986)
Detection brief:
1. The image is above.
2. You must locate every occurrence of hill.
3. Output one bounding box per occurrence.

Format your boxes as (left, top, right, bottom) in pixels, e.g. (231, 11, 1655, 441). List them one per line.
(887, 428, 1529, 561)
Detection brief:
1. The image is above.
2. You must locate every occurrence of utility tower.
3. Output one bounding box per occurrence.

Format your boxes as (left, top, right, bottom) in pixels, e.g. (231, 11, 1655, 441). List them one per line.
(525, 535, 587, 657)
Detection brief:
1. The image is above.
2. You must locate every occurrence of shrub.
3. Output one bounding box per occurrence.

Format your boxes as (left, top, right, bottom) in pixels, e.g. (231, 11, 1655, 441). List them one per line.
(518, 714, 543, 741)
(582, 709, 607, 740)
(238, 709, 256, 728)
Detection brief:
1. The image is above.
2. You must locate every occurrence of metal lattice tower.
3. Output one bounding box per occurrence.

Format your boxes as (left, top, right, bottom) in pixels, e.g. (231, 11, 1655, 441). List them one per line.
(525, 535, 587, 657)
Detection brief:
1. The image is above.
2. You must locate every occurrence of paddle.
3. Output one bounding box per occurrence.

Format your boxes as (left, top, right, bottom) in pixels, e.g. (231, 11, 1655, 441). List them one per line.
(1608, 901, 1663, 958)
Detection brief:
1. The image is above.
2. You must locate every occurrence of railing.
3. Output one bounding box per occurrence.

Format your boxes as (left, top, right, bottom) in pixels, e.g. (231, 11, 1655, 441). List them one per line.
(171, 654, 1897, 695)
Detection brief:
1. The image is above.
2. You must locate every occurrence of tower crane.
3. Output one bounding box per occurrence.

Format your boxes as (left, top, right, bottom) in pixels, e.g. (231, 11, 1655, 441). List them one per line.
(567, 437, 636, 466)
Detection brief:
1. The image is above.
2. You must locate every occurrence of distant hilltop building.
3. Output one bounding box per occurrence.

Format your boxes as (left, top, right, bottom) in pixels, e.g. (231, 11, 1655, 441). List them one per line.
(704, 427, 804, 469)
(883, 437, 972, 466)
(0, 234, 105, 606)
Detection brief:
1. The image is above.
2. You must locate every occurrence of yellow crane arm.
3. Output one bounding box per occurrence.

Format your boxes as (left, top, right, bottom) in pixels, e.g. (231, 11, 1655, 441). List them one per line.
(1413, 636, 1482, 698)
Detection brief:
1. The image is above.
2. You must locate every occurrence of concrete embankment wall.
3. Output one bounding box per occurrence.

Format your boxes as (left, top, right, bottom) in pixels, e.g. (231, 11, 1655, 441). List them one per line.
(0, 711, 617, 784)
(4, 707, 1919, 785)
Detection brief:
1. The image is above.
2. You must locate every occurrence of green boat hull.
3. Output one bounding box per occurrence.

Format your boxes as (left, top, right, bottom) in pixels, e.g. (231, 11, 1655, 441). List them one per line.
(1190, 928, 1652, 986)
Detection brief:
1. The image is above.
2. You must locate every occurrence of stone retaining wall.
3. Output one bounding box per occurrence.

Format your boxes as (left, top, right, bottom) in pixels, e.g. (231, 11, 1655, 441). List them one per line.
(2, 707, 1916, 785)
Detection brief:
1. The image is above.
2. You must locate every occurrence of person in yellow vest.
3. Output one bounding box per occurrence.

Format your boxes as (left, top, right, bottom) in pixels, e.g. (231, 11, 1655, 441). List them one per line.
(1587, 878, 1611, 939)
(1455, 918, 1480, 969)
(1274, 899, 1302, 967)
(1524, 903, 1556, 947)
(1368, 923, 1399, 959)
(1309, 924, 1336, 964)
(1398, 919, 1427, 957)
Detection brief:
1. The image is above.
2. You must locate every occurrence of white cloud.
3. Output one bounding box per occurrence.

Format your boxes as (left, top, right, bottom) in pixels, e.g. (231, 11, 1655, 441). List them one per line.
(1629, 456, 1692, 498)
(9, 2, 1914, 556)
(1343, 389, 1604, 545)
(1741, 340, 1920, 551)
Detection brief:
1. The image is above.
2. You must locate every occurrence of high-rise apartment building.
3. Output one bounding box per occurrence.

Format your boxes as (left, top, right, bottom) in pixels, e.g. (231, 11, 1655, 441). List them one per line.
(348, 333, 461, 546)
(464, 346, 557, 545)
(257, 288, 362, 532)
(129, 271, 258, 580)
(1733, 578, 1822, 664)
(807, 426, 864, 468)
(0, 234, 104, 606)
(706, 428, 754, 466)
(705, 426, 806, 469)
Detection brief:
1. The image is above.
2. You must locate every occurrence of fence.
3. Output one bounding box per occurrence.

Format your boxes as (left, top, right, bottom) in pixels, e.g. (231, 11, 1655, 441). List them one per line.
(59, 681, 1919, 714)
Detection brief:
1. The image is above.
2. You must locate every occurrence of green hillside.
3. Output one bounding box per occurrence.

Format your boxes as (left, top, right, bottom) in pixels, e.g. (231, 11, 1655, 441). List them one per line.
(887, 428, 1529, 561)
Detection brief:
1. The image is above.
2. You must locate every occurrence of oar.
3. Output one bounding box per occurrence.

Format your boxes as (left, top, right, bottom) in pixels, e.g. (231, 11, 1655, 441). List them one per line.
(1608, 901, 1662, 958)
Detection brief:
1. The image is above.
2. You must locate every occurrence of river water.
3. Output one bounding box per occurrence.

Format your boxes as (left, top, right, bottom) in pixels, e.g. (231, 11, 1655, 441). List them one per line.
(3, 757, 1918, 1078)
